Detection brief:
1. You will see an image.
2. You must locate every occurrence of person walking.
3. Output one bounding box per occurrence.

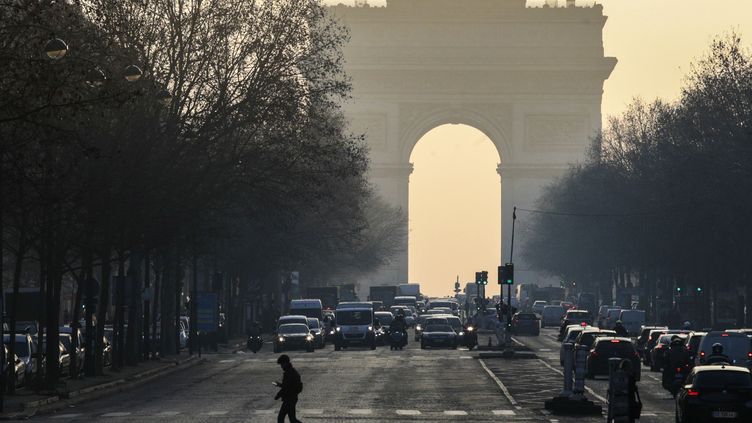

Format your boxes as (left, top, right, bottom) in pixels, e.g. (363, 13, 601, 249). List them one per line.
(274, 355, 303, 423)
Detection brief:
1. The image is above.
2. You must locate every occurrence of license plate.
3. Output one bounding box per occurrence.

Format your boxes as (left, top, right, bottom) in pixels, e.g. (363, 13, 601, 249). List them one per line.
(712, 411, 738, 418)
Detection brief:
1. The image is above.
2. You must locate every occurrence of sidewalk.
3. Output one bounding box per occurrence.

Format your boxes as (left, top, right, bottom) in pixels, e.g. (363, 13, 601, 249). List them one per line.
(0, 353, 200, 420)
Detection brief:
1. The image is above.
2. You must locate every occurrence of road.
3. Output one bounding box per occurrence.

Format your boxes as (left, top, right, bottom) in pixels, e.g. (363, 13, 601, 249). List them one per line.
(32, 328, 676, 422)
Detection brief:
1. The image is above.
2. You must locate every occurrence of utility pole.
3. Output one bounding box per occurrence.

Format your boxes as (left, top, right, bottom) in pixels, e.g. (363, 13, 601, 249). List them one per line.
(505, 207, 517, 355)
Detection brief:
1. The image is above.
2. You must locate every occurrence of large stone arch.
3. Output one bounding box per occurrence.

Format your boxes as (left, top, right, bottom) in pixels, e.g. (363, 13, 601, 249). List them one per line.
(331, 0, 616, 297)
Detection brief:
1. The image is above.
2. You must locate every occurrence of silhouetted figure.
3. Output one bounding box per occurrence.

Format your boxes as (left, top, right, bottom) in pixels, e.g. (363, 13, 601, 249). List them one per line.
(275, 355, 303, 423)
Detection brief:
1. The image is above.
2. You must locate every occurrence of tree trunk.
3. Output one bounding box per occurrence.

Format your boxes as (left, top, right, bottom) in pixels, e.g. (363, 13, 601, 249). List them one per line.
(143, 251, 151, 361)
(94, 248, 112, 376)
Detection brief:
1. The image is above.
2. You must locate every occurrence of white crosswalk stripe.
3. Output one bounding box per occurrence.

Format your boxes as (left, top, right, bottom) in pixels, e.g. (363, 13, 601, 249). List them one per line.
(493, 409, 516, 416)
(52, 414, 83, 419)
(101, 412, 132, 417)
(300, 409, 324, 414)
(443, 410, 468, 415)
(348, 409, 373, 415)
(154, 411, 180, 417)
(396, 410, 421, 415)
(205, 411, 228, 416)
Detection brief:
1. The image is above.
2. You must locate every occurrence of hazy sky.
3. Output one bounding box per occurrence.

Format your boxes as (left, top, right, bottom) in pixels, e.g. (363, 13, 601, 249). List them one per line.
(325, 0, 752, 296)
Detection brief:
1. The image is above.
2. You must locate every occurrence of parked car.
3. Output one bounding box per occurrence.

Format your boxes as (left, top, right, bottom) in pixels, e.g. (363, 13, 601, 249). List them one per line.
(274, 323, 315, 353)
(3, 333, 42, 382)
(542, 305, 566, 328)
(675, 365, 752, 422)
(511, 312, 540, 336)
(59, 325, 85, 375)
(102, 335, 113, 367)
(3, 345, 26, 387)
(586, 337, 641, 380)
(420, 324, 458, 349)
(696, 331, 752, 367)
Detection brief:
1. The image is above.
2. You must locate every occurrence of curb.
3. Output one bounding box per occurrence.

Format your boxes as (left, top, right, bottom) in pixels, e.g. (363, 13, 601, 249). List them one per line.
(11, 355, 202, 417)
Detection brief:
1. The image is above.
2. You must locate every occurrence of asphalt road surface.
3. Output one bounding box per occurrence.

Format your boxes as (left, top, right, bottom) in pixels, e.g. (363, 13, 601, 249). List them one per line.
(32, 328, 677, 422)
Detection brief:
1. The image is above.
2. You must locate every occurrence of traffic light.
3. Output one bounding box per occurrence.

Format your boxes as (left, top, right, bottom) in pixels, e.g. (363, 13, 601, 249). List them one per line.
(676, 286, 682, 293)
(481, 271, 488, 285)
(475, 272, 482, 285)
(696, 286, 702, 293)
(499, 263, 514, 285)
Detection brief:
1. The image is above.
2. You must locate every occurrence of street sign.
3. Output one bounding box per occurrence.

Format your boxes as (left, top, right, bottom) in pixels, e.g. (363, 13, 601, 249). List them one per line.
(196, 292, 218, 332)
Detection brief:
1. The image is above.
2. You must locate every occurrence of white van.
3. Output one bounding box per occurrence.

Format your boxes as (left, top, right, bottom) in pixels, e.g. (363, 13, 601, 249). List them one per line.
(290, 299, 323, 320)
(334, 306, 375, 351)
(604, 308, 623, 329)
(618, 310, 645, 336)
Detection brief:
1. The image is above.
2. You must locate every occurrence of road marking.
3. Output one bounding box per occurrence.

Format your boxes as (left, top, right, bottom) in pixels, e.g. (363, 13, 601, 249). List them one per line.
(206, 411, 228, 416)
(459, 355, 473, 359)
(154, 411, 180, 416)
(218, 359, 236, 363)
(536, 359, 608, 404)
(101, 412, 132, 417)
(642, 413, 657, 416)
(478, 358, 518, 406)
(52, 414, 83, 419)
(349, 409, 373, 415)
(444, 410, 468, 415)
(300, 409, 324, 415)
(539, 348, 552, 351)
(396, 410, 421, 415)
(493, 409, 516, 416)
(253, 409, 275, 414)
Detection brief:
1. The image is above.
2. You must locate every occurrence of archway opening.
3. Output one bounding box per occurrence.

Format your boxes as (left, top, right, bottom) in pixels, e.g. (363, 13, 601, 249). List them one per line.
(409, 124, 501, 298)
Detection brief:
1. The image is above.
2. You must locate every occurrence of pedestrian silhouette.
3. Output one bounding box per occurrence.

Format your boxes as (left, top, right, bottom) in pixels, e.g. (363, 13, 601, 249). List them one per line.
(274, 355, 303, 423)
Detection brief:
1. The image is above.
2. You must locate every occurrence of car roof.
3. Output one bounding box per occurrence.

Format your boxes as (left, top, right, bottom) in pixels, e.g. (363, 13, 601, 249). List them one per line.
(582, 328, 615, 334)
(280, 314, 307, 319)
(705, 330, 749, 337)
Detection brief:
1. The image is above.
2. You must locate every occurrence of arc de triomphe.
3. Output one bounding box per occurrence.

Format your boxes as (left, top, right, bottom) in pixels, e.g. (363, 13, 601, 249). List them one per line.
(331, 0, 616, 294)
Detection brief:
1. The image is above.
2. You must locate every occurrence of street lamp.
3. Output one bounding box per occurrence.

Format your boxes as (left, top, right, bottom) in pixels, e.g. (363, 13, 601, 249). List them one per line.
(124, 64, 143, 82)
(156, 89, 172, 105)
(44, 38, 68, 60)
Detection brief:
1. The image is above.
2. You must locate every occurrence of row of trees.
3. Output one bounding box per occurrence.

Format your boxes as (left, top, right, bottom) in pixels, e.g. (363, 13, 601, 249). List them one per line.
(0, 0, 404, 391)
(523, 34, 752, 327)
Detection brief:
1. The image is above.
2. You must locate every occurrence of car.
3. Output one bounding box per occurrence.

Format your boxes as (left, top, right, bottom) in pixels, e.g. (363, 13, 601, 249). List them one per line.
(420, 324, 458, 349)
(428, 300, 460, 316)
(603, 308, 624, 330)
(276, 315, 310, 332)
(542, 305, 566, 328)
(651, 334, 689, 372)
(559, 310, 593, 340)
(416, 317, 449, 341)
(586, 337, 641, 381)
(3, 333, 42, 382)
(618, 309, 646, 336)
(37, 335, 70, 377)
(3, 345, 26, 387)
(675, 365, 752, 422)
(696, 331, 752, 367)
(306, 318, 326, 348)
(58, 333, 84, 376)
(684, 331, 708, 364)
(560, 325, 593, 366)
(644, 328, 670, 365)
(574, 329, 617, 352)
(511, 312, 540, 336)
(374, 311, 394, 332)
(102, 335, 113, 367)
(334, 306, 377, 350)
(635, 326, 668, 361)
(274, 323, 315, 353)
(531, 300, 548, 315)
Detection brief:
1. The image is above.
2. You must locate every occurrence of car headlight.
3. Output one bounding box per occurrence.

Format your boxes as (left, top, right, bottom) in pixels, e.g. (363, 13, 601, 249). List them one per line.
(306, 335, 313, 341)
(459, 332, 465, 336)
(329, 330, 335, 335)
(416, 325, 422, 331)
(278, 337, 285, 342)
(335, 327, 341, 332)
(466, 326, 474, 332)
(368, 326, 373, 331)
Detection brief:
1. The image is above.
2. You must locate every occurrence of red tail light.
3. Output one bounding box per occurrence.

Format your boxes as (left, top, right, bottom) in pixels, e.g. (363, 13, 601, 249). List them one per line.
(610, 339, 621, 343)
(722, 333, 729, 337)
(700, 351, 706, 357)
(747, 352, 752, 359)
(590, 351, 598, 357)
(655, 345, 663, 349)
(687, 389, 700, 397)
(580, 322, 587, 327)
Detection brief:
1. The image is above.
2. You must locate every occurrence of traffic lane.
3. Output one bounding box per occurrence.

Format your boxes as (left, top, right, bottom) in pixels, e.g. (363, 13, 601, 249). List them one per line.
(36, 331, 525, 422)
(515, 328, 676, 422)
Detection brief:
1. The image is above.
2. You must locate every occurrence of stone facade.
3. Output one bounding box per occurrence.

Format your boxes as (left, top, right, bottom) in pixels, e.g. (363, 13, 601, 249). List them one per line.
(330, 0, 616, 295)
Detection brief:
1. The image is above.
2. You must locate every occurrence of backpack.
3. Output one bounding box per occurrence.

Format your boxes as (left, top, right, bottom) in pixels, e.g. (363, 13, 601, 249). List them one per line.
(296, 380, 303, 394)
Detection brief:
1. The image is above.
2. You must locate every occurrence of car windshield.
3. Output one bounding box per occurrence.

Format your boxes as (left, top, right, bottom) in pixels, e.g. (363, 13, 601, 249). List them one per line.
(565, 330, 583, 342)
(567, 312, 589, 320)
(426, 318, 448, 325)
(695, 371, 752, 388)
(337, 310, 372, 325)
(307, 319, 320, 329)
(446, 318, 462, 330)
(278, 324, 309, 334)
(375, 313, 394, 324)
(595, 340, 636, 354)
(426, 325, 453, 332)
(516, 314, 537, 320)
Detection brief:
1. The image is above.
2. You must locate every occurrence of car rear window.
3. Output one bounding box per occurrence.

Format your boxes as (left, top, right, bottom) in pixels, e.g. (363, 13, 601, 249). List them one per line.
(516, 314, 537, 320)
(567, 311, 589, 320)
(595, 340, 636, 354)
(426, 325, 453, 332)
(695, 371, 752, 388)
(699, 335, 752, 360)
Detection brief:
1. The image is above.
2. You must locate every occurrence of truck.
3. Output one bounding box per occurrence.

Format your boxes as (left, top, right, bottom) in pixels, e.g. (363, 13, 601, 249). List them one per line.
(398, 283, 420, 298)
(368, 285, 398, 308)
(338, 284, 358, 302)
(305, 287, 339, 310)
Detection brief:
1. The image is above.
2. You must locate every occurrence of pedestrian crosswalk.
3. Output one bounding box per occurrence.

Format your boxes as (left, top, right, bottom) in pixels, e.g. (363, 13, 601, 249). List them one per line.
(216, 354, 477, 365)
(49, 408, 519, 419)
